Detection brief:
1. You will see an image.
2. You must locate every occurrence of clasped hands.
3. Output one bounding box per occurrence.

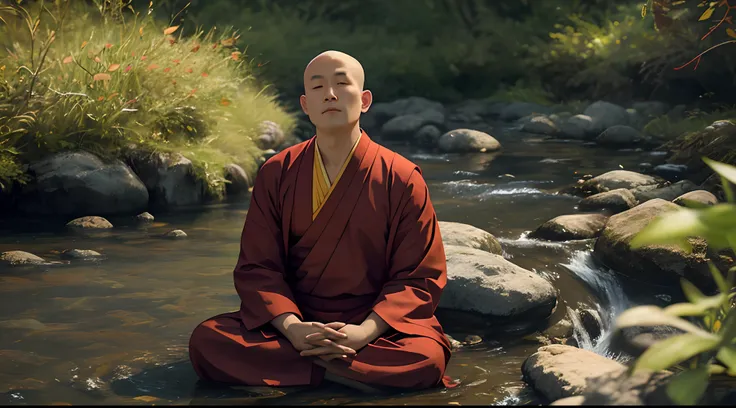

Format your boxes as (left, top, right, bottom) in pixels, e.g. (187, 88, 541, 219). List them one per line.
(285, 321, 369, 362)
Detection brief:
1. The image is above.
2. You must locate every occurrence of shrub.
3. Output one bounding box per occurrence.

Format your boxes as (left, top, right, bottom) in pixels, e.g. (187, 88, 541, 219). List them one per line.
(613, 157, 736, 405)
(0, 0, 295, 197)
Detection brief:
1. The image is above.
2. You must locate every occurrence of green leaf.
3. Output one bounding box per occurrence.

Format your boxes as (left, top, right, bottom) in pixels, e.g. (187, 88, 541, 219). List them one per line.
(709, 363, 727, 374)
(717, 346, 736, 371)
(664, 296, 724, 317)
(704, 157, 736, 186)
(717, 311, 736, 347)
(666, 365, 710, 405)
(709, 261, 729, 295)
(616, 306, 716, 336)
(634, 333, 720, 373)
(681, 279, 706, 303)
(630, 208, 706, 250)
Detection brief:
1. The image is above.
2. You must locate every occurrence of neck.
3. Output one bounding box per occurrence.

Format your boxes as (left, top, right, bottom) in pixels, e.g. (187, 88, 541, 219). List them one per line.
(315, 122, 362, 167)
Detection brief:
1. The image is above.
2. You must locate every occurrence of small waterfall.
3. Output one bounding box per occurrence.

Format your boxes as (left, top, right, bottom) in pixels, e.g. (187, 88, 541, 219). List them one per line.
(561, 250, 631, 362)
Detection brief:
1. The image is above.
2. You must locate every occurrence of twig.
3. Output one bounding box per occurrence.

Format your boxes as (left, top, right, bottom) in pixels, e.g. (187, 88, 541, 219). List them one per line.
(701, 1, 732, 41)
(674, 39, 736, 70)
(46, 87, 93, 100)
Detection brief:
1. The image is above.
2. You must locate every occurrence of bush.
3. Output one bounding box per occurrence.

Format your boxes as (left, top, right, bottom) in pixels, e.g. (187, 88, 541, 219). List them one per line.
(613, 158, 736, 405)
(0, 0, 295, 197)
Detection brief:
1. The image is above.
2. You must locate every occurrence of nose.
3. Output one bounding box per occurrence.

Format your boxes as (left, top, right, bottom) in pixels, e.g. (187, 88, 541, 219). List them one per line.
(323, 86, 337, 102)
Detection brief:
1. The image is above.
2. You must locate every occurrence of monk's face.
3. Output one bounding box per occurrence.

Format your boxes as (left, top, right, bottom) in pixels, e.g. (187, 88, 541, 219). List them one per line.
(300, 53, 372, 132)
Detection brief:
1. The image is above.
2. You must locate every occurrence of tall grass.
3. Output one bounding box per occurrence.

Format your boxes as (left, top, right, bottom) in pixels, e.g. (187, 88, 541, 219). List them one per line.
(0, 0, 295, 196)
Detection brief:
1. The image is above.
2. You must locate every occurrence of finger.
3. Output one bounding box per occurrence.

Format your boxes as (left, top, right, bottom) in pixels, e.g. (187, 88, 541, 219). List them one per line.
(324, 322, 347, 330)
(311, 323, 348, 339)
(306, 338, 335, 348)
(300, 345, 356, 357)
(305, 333, 327, 342)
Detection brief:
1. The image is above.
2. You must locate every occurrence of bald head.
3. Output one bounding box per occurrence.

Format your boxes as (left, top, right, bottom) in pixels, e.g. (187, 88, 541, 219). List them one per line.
(303, 50, 365, 91)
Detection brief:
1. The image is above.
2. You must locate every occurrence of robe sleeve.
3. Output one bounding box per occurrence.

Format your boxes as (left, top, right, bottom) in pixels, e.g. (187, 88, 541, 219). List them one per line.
(234, 160, 303, 330)
(371, 167, 448, 342)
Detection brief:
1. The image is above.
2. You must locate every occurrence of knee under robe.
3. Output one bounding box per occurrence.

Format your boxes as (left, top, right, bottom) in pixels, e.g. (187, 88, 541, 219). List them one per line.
(189, 130, 453, 390)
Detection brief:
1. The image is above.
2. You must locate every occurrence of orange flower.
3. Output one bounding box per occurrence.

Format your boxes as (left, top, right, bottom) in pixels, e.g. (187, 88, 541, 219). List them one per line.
(191, 44, 200, 52)
(164, 67, 171, 73)
(146, 64, 159, 71)
(201, 72, 208, 77)
(231, 51, 241, 61)
(185, 67, 193, 73)
(105, 43, 112, 49)
(172, 59, 181, 64)
(124, 65, 132, 72)
(141, 55, 147, 61)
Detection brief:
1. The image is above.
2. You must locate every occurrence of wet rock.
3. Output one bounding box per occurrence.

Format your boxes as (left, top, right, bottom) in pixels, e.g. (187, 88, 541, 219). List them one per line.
(560, 115, 595, 140)
(223, 163, 250, 196)
(673, 190, 718, 207)
(255, 120, 285, 150)
(521, 115, 559, 135)
(0, 319, 46, 330)
(550, 395, 586, 405)
(652, 164, 688, 181)
(463, 334, 483, 345)
(609, 325, 684, 358)
(595, 125, 645, 146)
(543, 318, 575, 339)
(632, 101, 669, 119)
(593, 199, 726, 292)
(438, 221, 503, 255)
(440, 245, 557, 320)
(630, 180, 699, 203)
(445, 334, 463, 350)
(413, 124, 443, 147)
(135, 212, 154, 223)
(381, 111, 445, 141)
(578, 309, 602, 341)
(66, 216, 113, 229)
(163, 229, 187, 239)
(438, 129, 501, 153)
(522, 345, 625, 401)
(17, 151, 148, 217)
(127, 151, 205, 210)
(499, 102, 553, 122)
(583, 101, 630, 135)
(578, 170, 660, 196)
(363, 97, 445, 133)
(578, 189, 637, 213)
(0, 250, 45, 266)
(554, 369, 674, 405)
(529, 214, 609, 241)
(60, 249, 104, 260)
(705, 119, 735, 131)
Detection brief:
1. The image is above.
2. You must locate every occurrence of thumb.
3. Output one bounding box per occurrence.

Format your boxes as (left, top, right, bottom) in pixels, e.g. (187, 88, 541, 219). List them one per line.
(324, 321, 347, 329)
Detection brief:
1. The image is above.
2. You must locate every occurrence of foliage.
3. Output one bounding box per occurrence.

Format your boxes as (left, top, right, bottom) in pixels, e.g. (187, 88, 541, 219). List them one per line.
(643, 107, 736, 140)
(0, 0, 295, 196)
(613, 157, 736, 405)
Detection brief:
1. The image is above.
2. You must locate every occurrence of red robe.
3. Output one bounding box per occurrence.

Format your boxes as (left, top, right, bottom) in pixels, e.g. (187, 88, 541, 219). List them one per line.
(188, 130, 453, 390)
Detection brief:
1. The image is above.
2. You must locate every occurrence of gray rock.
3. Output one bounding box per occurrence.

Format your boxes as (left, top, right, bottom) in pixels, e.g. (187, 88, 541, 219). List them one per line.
(522, 345, 626, 401)
(223, 163, 250, 196)
(558, 369, 675, 405)
(652, 164, 688, 181)
(543, 318, 575, 339)
(673, 190, 718, 207)
(595, 125, 645, 146)
(439, 245, 557, 319)
(438, 221, 503, 255)
(705, 119, 735, 131)
(364, 97, 445, 132)
(66, 216, 113, 229)
(163, 229, 187, 238)
(578, 308, 602, 341)
(578, 189, 638, 213)
(18, 151, 148, 216)
(438, 129, 501, 153)
(560, 115, 595, 140)
(632, 101, 669, 119)
(135, 212, 155, 222)
(610, 325, 684, 358)
(413, 125, 443, 147)
(667, 104, 687, 120)
(521, 115, 560, 135)
(128, 151, 205, 210)
(0, 250, 45, 266)
(583, 101, 630, 135)
(579, 170, 660, 195)
(60, 249, 104, 260)
(381, 111, 445, 141)
(255, 120, 285, 150)
(529, 214, 609, 241)
(630, 180, 699, 203)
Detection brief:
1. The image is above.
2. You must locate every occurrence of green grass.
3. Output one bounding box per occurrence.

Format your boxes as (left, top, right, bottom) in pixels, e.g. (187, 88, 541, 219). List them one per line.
(643, 107, 736, 141)
(0, 1, 295, 197)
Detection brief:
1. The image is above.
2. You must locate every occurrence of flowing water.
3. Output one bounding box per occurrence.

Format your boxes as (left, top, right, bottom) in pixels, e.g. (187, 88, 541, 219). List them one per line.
(0, 125, 683, 405)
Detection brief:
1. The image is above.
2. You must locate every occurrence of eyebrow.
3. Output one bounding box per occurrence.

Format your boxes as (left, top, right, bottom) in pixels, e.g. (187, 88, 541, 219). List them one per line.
(310, 71, 349, 80)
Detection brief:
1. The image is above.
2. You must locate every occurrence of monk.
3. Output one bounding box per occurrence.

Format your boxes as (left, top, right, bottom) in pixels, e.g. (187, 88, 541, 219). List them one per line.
(188, 50, 453, 391)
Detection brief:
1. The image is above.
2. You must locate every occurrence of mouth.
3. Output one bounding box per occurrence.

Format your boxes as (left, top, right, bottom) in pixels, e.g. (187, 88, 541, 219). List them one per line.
(322, 108, 341, 113)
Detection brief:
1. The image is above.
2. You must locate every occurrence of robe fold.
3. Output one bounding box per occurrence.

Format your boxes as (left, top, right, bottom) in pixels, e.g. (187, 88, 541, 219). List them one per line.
(189, 130, 452, 390)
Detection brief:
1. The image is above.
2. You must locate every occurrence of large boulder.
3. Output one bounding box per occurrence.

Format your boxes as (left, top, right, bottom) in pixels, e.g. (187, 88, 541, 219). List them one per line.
(362, 96, 445, 133)
(255, 120, 285, 150)
(550, 369, 675, 405)
(673, 190, 718, 207)
(438, 221, 503, 254)
(630, 180, 699, 204)
(17, 151, 148, 216)
(521, 115, 560, 136)
(560, 115, 595, 140)
(578, 170, 660, 196)
(595, 125, 646, 146)
(522, 345, 625, 402)
(583, 101, 630, 135)
(223, 163, 250, 197)
(593, 199, 728, 291)
(437, 129, 501, 153)
(439, 245, 557, 320)
(380, 111, 445, 142)
(127, 151, 205, 210)
(529, 214, 609, 241)
(578, 189, 638, 213)
(0, 251, 45, 266)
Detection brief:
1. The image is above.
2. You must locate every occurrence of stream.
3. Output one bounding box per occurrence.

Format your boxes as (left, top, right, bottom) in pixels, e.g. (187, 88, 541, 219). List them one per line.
(0, 124, 683, 405)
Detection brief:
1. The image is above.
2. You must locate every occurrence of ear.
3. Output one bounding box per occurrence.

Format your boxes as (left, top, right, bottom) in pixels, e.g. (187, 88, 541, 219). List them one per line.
(360, 89, 373, 113)
(299, 94, 309, 115)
